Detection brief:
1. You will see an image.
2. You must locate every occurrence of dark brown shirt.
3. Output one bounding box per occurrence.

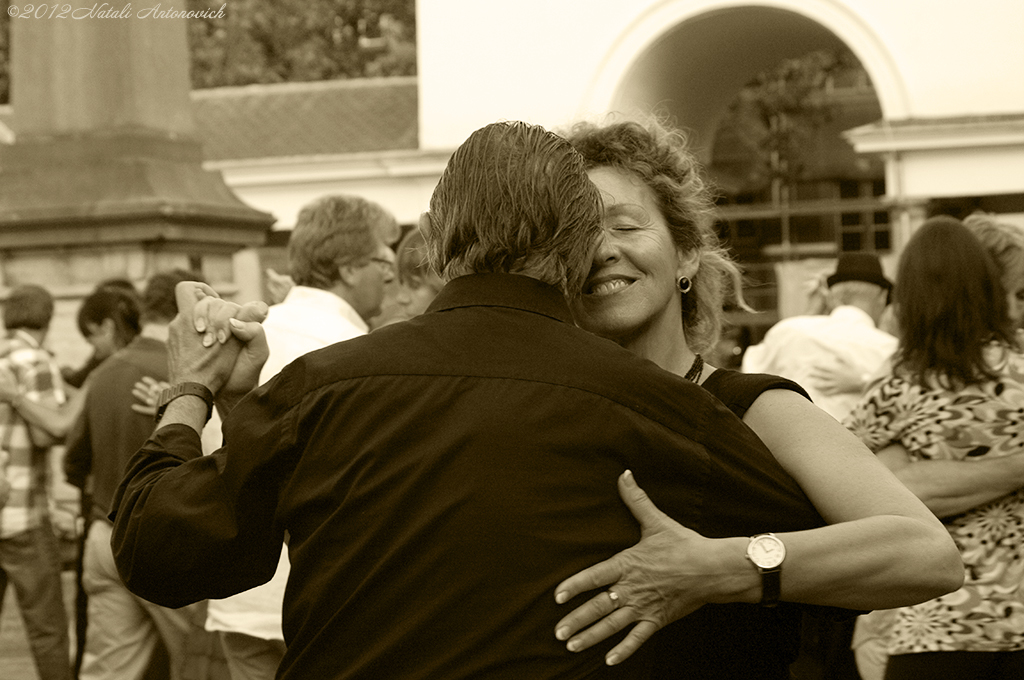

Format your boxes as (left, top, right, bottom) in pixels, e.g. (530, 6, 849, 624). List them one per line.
(111, 274, 823, 680)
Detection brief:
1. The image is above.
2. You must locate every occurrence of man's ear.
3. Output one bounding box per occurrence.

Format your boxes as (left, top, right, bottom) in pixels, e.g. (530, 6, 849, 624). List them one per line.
(417, 212, 432, 240)
(100, 317, 117, 337)
(84, 319, 114, 339)
(336, 263, 360, 288)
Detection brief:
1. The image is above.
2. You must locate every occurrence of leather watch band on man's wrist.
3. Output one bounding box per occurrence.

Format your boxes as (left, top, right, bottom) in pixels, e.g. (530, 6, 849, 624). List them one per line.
(154, 382, 215, 424)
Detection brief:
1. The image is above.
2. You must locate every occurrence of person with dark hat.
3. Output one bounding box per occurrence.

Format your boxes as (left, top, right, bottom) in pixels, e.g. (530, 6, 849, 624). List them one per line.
(743, 251, 897, 420)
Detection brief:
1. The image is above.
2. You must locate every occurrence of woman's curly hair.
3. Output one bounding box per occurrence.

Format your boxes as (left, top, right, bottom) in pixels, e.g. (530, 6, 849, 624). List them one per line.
(564, 117, 749, 353)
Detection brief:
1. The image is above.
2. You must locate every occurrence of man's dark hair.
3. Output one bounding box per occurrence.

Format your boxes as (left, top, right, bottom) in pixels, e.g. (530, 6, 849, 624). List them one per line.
(77, 288, 142, 346)
(425, 121, 602, 298)
(141, 269, 205, 324)
(3, 284, 55, 331)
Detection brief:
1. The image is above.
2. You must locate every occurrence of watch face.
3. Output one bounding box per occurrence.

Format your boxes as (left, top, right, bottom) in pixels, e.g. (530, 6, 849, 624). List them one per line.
(748, 534, 786, 569)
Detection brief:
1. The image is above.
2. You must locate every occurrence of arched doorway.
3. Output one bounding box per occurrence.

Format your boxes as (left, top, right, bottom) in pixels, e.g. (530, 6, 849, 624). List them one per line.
(582, 2, 902, 347)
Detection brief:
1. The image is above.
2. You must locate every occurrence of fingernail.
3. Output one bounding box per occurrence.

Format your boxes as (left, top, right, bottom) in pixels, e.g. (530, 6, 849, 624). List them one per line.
(229, 318, 242, 328)
(203, 332, 215, 348)
(555, 626, 569, 641)
(607, 653, 620, 666)
(195, 318, 206, 332)
(623, 469, 635, 486)
(555, 591, 568, 604)
(217, 329, 228, 344)
(567, 640, 581, 652)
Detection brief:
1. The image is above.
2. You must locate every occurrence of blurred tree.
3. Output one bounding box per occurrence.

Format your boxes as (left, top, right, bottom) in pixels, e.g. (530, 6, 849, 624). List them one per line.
(0, 0, 416, 103)
(710, 48, 863, 198)
(186, 0, 416, 89)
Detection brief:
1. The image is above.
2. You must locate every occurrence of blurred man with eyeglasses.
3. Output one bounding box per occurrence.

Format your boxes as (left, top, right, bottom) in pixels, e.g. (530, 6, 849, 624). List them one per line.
(203, 194, 399, 680)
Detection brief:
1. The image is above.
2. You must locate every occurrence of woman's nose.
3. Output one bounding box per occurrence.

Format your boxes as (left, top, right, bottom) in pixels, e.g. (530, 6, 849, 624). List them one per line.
(592, 229, 619, 263)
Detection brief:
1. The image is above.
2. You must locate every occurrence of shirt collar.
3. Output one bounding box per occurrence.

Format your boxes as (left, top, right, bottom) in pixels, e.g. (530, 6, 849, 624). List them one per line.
(281, 285, 369, 333)
(829, 305, 877, 327)
(427, 273, 575, 325)
(9, 328, 42, 349)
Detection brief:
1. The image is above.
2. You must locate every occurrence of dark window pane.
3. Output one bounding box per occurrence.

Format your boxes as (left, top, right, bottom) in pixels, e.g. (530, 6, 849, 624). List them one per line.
(839, 180, 861, 199)
(762, 218, 782, 245)
(841, 212, 861, 226)
(791, 215, 832, 243)
(874, 229, 891, 251)
(842, 232, 862, 251)
(873, 211, 889, 225)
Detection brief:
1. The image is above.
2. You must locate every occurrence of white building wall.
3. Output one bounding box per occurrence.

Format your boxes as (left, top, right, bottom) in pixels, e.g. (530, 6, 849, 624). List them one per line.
(417, 0, 1024, 148)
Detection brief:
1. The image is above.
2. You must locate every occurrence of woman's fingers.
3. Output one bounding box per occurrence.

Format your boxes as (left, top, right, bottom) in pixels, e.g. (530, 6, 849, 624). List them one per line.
(618, 469, 672, 530)
(604, 620, 659, 666)
(555, 587, 626, 641)
(554, 555, 619, 606)
(560, 602, 636, 652)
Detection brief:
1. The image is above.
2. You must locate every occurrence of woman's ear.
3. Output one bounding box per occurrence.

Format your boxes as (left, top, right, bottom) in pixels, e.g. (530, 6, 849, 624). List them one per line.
(676, 248, 700, 281)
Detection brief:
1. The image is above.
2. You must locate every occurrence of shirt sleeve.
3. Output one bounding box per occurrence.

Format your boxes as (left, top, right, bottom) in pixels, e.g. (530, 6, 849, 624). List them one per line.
(19, 350, 67, 407)
(63, 408, 92, 491)
(108, 423, 287, 608)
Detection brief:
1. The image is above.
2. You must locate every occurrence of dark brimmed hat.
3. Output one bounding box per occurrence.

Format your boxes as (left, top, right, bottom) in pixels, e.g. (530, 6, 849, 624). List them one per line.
(826, 252, 893, 291)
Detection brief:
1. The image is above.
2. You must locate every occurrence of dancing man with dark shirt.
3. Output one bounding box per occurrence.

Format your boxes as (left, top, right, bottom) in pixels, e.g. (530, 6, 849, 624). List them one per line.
(110, 122, 862, 679)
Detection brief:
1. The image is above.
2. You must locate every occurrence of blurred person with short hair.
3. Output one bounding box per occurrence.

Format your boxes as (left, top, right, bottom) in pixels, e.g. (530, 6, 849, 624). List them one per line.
(0, 283, 72, 680)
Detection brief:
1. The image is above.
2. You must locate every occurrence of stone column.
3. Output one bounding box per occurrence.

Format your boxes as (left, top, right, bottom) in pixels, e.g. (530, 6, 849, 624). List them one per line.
(0, 2, 272, 365)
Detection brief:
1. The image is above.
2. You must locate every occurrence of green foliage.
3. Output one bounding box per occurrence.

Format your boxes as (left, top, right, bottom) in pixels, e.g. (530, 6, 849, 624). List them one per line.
(710, 48, 866, 196)
(186, 0, 416, 89)
(0, 0, 416, 104)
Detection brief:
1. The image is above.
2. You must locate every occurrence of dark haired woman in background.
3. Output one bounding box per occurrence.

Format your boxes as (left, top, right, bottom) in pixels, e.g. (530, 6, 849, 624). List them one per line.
(846, 216, 1024, 679)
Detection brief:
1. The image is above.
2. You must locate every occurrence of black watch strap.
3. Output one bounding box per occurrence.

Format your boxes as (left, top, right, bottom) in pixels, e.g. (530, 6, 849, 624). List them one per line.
(154, 382, 214, 424)
(760, 566, 782, 608)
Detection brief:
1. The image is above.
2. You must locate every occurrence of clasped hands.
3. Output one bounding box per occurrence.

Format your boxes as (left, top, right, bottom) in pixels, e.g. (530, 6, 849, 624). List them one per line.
(553, 470, 744, 666)
(167, 282, 270, 405)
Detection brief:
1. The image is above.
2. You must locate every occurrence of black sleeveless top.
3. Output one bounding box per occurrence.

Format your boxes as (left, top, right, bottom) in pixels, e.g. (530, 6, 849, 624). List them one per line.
(701, 368, 811, 418)
(649, 369, 821, 679)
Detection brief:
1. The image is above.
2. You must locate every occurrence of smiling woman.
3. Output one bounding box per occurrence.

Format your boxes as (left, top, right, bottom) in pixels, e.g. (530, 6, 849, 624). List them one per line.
(551, 117, 963, 679)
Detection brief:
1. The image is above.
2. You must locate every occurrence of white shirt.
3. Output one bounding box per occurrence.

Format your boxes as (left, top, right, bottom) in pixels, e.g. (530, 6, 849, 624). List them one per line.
(205, 285, 368, 641)
(741, 305, 898, 421)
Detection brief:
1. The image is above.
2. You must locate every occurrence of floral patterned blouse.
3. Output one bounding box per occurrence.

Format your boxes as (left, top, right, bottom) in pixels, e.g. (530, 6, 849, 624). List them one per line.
(845, 343, 1024, 655)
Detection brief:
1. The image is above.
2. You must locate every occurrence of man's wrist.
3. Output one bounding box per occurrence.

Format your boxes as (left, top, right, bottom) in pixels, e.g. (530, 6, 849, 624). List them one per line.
(155, 382, 215, 425)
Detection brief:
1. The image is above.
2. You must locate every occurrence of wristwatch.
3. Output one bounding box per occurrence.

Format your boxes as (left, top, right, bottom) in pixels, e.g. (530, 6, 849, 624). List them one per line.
(746, 533, 786, 608)
(154, 382, 215, 424)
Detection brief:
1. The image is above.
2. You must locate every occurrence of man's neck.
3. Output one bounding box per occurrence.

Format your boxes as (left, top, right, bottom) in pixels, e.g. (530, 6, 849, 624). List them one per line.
(326, 284, 369, 326)
(11, 327, 46, 347)
(140, 323, 170, 342)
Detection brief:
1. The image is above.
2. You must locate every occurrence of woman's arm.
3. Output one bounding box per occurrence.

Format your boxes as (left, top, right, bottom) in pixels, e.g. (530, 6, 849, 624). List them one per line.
(554, 389, 962, 665)
(741, 389, 960, 607)
(875, 443, 1024, 519)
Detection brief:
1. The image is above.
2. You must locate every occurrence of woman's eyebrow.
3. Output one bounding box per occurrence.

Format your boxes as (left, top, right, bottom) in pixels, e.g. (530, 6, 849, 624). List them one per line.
(604, 203, 649, 221)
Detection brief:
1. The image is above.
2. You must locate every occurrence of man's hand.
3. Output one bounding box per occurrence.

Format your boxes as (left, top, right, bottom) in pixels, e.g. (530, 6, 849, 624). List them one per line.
(131, 376, 170, 416)
(167, 282, 269, 398)
(554, 471, 738, 666)
(807, 354, 865, 396)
